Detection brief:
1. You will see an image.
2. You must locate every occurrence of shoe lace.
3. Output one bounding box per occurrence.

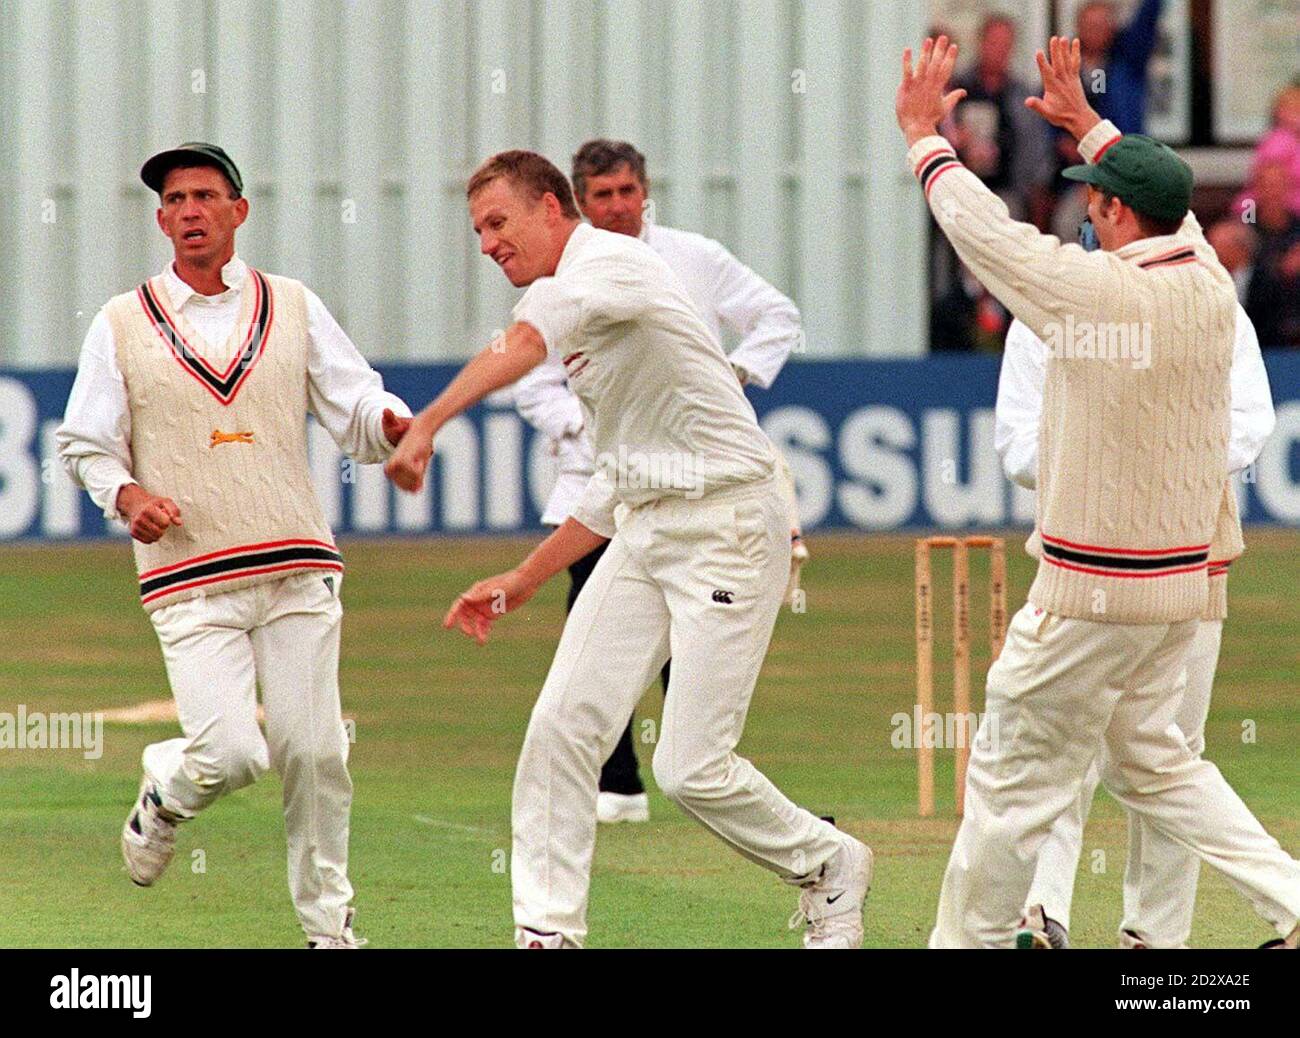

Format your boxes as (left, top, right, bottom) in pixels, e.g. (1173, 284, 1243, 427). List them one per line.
(788, 887, 828, 934)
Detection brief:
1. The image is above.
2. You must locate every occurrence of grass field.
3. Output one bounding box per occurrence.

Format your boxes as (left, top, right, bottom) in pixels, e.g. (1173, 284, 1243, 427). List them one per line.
(1, 530, 1296, 948)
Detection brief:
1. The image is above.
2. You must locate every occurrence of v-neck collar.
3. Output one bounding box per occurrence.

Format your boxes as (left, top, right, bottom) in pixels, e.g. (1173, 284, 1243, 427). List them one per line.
(136, 266, 275, 406)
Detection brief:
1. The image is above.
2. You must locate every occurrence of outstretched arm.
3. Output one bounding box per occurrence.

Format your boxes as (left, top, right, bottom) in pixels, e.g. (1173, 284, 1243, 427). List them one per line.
(1112, 0, 1165, 70)
(385, 322, 547, 492)
(444, 518, 609, 645)
(304, 288, 413, 463)
(896, 37, 1116, 346)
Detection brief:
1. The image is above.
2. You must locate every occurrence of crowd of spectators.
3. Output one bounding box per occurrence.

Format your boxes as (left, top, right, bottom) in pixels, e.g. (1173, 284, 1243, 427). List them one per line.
(927, 0, 1299, 350)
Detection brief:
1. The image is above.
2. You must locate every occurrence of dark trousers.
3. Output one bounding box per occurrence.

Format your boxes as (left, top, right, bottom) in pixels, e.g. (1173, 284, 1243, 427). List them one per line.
(565, 542, 667, 796)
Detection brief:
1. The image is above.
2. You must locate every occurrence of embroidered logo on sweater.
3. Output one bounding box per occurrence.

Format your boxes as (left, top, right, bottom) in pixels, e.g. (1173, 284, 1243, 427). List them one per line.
(209, 429, 255, 447)
(137, 269, 274, 406)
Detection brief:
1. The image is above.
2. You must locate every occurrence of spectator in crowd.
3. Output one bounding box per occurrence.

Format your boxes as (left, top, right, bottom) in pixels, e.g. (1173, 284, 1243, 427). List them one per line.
(930, 260, 1010, 354)
(1207, 219, 1259, 303)
(931, 16, 1046, 349)
(951, 15, 1054, 226)
(1234, 81, 1300, 221)
(1076, 0, 1166, 134)
(1046, 1, 1166, 220)
(1243, 160, 1300, 347)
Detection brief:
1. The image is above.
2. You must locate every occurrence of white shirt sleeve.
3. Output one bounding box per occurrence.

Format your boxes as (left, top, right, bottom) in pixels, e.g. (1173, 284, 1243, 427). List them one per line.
(993, 319, 1046, 490)
(1227, 304, 1275, 475)
(304, 288, 412, 464)
(705, 241, 802, 389)
(513, 350, 584, 442)
(569, 468, 619, 539)
(54, 310, 137, 521)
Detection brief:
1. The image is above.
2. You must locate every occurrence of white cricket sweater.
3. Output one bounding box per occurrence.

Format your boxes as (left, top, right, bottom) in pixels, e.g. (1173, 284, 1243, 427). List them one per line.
(104, 269, 339, 611)
(910, 120, 1236, 623)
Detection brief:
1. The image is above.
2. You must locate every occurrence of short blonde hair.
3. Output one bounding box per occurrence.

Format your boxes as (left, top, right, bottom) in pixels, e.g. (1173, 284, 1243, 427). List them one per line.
(466, 150, 580, 219)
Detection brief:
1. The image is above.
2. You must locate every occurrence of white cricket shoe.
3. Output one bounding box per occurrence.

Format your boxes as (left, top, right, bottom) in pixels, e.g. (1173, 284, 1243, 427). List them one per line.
(790, 836, 873, 948)
(121, 775, 179, 886)
(515, 927, 577, 949)
(307, 907, 368, 949)
(597, 791, 649, 824)
(1118, 928, 1150, 950)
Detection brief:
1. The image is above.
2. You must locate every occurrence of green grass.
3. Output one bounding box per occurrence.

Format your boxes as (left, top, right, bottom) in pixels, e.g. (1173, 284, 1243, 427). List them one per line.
(0, 531, 1296, 948)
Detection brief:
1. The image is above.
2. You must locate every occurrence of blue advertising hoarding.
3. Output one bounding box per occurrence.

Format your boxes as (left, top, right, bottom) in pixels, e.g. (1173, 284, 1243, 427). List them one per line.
(2, 354, 1297, 541)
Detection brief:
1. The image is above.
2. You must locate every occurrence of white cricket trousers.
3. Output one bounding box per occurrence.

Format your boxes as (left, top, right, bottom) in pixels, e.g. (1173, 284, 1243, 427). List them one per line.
(1028, 619, 1224, 945)
(512, 477, 843, 945)
(143, 571, 354, 939)
(930, 604, 1300, 948)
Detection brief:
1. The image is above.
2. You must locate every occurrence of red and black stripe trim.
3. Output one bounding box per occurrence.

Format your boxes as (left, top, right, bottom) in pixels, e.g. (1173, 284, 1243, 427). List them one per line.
(1138, 247, 1197, 270)
(1207, 559, 1232, 578)
(137, 270, 274, 406)
(139, 538, 342, 605)
(914, 146, 962, 199)
(1041, 532, 1209, 579)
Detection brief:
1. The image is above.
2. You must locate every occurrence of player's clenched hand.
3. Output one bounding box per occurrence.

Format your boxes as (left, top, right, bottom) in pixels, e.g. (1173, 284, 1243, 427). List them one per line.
(384, 425, 433, 493)
(122, 490, 183, 544)
(1025, 37, 1099, 140)
(895, 36, 966, 145)
(444, 569, 539, 645)
(381, 407, 413, 448)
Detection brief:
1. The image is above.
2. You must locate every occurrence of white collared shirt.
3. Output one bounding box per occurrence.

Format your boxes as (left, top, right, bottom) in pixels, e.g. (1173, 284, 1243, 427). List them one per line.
(513, 220, 799, 524)
(995, 305, 1275, 490)
(56, 254, 411, 521)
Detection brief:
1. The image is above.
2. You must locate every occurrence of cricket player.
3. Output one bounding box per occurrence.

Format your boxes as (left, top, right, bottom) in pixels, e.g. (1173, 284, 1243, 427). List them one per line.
(998, 304, 1276, 948)
(56, 143, 412, 948)
(513, 138, 805, 825)
(385, 150, 871, 948)
(896, 36, 1300, 948)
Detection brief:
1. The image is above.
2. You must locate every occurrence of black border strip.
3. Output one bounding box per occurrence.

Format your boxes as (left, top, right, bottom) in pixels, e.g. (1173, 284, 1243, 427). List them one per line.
(1138, 249, 1195, 269)
(919, 153, 959, 191)
(1043, 540, 1208, 572)
(140, 545, 342, 596)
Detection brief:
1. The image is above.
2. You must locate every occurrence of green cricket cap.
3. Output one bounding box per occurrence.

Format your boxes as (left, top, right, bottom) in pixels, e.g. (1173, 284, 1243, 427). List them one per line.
(141, 142, 243, 195)
(1063, 134, 1192, 223)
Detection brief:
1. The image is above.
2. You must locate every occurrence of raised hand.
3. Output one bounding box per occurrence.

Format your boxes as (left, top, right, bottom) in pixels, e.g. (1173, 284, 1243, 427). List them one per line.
(896, 36, 967, 146)
(1025, 36, 1100, 140)
(443, 568, 539, 645)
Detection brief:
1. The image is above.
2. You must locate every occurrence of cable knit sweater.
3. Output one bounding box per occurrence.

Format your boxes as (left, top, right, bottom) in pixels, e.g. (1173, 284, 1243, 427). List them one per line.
(910, 120, 1237, 623)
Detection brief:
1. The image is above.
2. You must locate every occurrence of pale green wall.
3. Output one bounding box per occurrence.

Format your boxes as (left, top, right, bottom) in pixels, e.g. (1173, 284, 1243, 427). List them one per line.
(0, 0, 930, 367)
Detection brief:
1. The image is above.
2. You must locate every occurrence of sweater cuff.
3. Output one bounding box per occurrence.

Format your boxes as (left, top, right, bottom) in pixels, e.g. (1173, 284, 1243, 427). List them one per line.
(1078, 119, 1122, 165)
(906, 135, 962, 199)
